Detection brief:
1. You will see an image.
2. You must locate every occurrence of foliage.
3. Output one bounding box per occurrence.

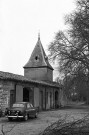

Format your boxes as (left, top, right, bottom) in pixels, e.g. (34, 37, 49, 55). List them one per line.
(48, 0, 89, 76)
(0, 123, 16, 135)
(55, 77, 63, 85)
(62, 70, 88, 101)
(48, 0, 89, 102)
(39, 114, 89, 135)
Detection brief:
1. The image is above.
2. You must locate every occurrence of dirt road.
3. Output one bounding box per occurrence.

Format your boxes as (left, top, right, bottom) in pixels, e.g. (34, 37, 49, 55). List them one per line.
(0, 108, 89, 135)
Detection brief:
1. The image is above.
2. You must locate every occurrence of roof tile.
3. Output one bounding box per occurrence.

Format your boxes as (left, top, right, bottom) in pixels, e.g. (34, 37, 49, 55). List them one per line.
(0, 71, 60, 88)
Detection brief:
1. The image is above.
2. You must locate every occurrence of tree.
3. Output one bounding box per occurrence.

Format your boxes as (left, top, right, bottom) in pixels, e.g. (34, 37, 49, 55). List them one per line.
(63, 70, 88, 101)
(55, 77, 63, 85)
(48, 0, 89, 103)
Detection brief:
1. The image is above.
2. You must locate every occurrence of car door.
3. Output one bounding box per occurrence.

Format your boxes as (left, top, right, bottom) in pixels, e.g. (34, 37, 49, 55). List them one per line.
(30, 104, 36, 116)
(27, 103, 34, 117)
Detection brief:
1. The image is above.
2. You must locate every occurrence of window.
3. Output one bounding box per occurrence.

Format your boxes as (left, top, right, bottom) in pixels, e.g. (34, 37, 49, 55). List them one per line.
(35, 55, 39, 61)
(30, 104, 33, 108)
(13, 103, 24, 108)
(35, 56, 38, 60)
(27, 103, 33, 108)
(27, 103, 30, 108)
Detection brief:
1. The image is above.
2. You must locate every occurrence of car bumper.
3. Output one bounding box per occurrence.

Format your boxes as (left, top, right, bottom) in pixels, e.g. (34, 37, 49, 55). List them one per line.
(6, 115, 24, 118)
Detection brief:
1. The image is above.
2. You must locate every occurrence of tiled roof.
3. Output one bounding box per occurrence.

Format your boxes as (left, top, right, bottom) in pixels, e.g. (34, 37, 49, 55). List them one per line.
(0, 71, 60, 88)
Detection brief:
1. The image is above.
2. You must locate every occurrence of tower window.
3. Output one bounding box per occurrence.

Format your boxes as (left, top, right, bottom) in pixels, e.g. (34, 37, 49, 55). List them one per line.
(35, 56, 39, 60)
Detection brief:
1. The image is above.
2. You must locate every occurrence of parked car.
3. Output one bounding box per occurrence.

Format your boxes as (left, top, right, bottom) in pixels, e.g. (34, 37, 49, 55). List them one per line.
(5, 102, 38, 121)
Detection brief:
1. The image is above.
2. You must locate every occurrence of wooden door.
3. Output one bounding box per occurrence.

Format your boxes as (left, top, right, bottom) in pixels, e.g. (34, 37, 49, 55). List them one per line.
(10, 90, 15, 107)
(40, 91, 43, 110)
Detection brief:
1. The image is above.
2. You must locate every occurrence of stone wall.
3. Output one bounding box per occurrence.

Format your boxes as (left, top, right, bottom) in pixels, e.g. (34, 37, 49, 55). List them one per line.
(0, 79, 62, 111)
(16, 85, 23, 102)
(47, 68, 53, 81)
(24, 67, 53, 81)
(34, 87, 39, 107)
(0, 80, 15, 110)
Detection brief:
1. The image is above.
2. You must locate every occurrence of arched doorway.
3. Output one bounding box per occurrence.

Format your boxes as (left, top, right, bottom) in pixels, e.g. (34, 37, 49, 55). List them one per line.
(23, 88, 29, 102)
(55, 91, 59, 108)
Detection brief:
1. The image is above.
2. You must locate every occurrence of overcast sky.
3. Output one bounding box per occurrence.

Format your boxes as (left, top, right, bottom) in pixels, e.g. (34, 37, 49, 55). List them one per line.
(0, 0, 76, 80)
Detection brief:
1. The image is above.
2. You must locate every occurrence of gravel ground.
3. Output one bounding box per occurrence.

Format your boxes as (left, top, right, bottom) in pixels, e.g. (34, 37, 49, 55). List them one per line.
(0, 107, 89, 135)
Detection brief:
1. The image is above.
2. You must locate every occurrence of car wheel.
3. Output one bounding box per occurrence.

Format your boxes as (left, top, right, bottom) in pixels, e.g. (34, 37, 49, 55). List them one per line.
(8, 117, 12, 121)
(35, 112, 38, 118)
(24, 114, 28, 121)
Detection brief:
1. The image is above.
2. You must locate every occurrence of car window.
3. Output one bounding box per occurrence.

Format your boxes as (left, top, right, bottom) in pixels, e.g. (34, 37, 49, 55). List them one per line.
(27, 103, 30, 108)
(27, 103, 33, 108)
(30, 104, 33, 108)
(13, 103, 24, 108)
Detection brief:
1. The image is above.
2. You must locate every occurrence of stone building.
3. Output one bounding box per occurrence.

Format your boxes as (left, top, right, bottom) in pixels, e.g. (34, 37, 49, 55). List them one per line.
(0, 35, 62, 111)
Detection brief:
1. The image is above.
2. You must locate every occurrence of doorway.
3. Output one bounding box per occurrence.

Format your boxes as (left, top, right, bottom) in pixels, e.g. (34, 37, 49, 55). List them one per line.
(55, 91, 59, 108)
(50, 92, 52, 108)
(23, 88, 29, 102)
(40, 91, 43, 110)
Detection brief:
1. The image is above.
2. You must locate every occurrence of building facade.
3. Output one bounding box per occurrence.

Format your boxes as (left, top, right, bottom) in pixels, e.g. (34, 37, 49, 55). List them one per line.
(0, 35, 62, 111)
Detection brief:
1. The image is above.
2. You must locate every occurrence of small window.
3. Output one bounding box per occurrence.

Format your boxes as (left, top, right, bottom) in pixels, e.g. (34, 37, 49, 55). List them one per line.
(35, 55, 39, 61)
(35, 56, 38, 60)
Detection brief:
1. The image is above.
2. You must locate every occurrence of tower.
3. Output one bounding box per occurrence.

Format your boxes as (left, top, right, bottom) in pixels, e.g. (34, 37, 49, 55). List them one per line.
(23, 34, 53, 82)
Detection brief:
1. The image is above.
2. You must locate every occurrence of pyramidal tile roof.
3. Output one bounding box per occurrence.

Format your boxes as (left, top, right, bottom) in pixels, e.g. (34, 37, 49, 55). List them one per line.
(24, 35, 53, 70)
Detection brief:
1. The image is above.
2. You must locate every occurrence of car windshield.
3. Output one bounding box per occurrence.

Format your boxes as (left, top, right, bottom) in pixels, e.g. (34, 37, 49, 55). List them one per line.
(13, 103, 25, 108)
